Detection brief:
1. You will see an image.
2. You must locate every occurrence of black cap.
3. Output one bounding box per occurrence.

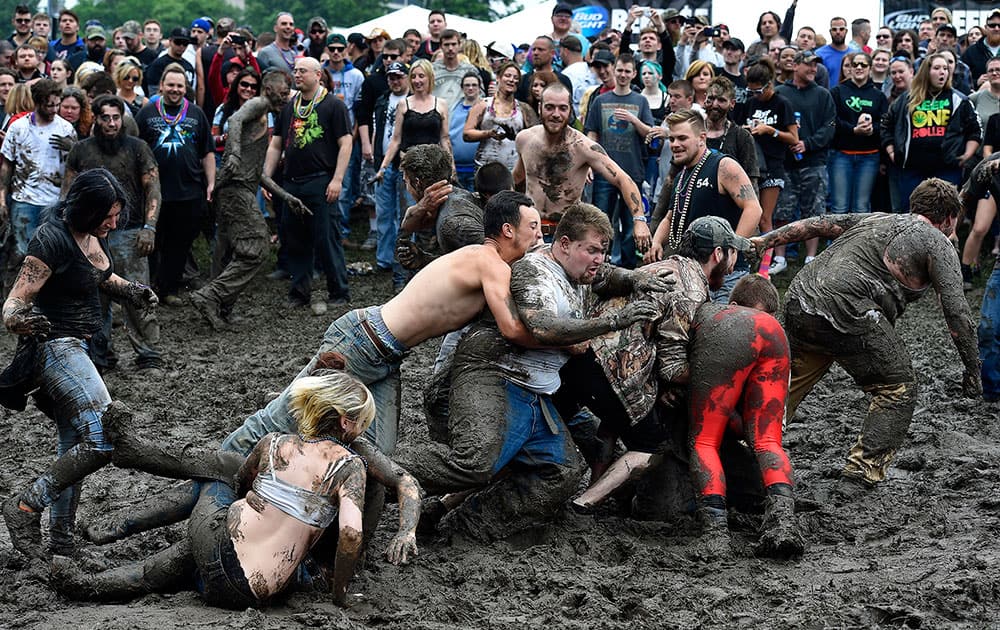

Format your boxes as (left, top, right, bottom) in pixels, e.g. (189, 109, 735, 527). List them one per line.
(386, 61, 408, 76)
(347, 32, 368, 48)
(936, 23, 957, 37)
(722, 37, 744, 51)
(170, 27, 191, 43)
(552, 3, 573, 16)
(589, 49, 615, 66)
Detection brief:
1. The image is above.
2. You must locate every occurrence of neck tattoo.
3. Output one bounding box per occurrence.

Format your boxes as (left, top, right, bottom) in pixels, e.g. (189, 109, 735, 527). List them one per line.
(668, 148, 710, 250)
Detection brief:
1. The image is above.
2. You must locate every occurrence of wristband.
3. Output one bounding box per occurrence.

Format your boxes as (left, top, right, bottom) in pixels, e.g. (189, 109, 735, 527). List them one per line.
(633, 215, 648, 223)
(142, 223, 156, 232)
(772, 128, 779, 138)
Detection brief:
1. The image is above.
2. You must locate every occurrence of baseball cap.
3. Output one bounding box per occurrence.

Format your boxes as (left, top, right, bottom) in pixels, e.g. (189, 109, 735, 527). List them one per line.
(386, 61, 409, 76)
(85, 24, 106, 40)
(309, 17, 328, 31)
(486, 41, 510, 60)
(327, 33, 346, 47)
(936, 24, 958, 37)
(663, 9, 681, 19)
(170, 27, 191, 43)
(347, 32, 368, 49)
(190, 18, 212, 32)
(367, 28, 391, 41)
(687, 216, 751, 252)
(589, 49, 615, 66)
(793, 49, 819, 64)
(722, 37, 744, 51)
(693, 15, 710, 26)
(552, 3, 573, 16)
(120, 20, 141, 40)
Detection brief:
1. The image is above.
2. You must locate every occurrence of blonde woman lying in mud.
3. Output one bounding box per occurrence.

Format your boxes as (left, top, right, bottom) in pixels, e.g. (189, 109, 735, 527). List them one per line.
(51, 370, 422, 609)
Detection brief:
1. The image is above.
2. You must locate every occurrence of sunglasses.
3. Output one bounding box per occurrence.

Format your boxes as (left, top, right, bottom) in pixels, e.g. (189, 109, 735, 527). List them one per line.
(327, 46, 345, 52)
(238, 80, 258, 89)
(747, 87, 766, 95)
(852, 62, 869, 68)
(876, 33, 891, 39)
(382, 53, 399, 60)
(988, 23, 1000, 29)
(310, 29, 326, 35)
(123, 74, 140, 82)
(14, 18, 30, 24)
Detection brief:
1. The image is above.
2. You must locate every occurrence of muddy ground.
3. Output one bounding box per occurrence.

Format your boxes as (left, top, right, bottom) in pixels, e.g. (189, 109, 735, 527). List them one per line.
(0, 243, 998, 630)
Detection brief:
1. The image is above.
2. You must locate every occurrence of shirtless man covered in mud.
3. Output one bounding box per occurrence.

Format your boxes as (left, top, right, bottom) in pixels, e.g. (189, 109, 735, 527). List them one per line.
(188, 69, 309, 330)
(752, 178, 981, 491)
(399, 203, 670, 542)
(513, 82, 651, 251)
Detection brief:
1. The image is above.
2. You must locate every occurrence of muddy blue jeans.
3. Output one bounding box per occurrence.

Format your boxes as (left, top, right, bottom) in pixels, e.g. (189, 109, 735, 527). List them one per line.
(189, 479, 258, 609)
(221, 306, 404, 457)
(11, 201, 46, 256)
(23, 338, 111, 530)
(979, 263, 1000, 401)
(592, 176, 637, 269)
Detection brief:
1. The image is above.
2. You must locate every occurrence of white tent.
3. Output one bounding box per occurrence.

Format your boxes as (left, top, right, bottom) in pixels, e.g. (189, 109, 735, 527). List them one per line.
(489, 0, 559, 54)
(334, 6, 492, 43)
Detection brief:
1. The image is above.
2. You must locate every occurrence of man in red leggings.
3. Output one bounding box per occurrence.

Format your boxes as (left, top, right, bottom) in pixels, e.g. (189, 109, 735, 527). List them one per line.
(688, 273, 803, 558)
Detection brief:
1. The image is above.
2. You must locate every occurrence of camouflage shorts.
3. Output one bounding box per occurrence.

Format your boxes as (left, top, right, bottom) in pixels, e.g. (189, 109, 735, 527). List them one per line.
(775, 165, 828, 223)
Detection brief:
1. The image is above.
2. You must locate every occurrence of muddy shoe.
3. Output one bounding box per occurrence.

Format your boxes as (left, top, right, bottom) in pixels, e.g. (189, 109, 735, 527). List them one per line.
(100, 400, 136, 446)
(693, 505, 732, 560)
(189, 291, 226, 331)
(3, 496, 43, 559)
(416, 497, 448, 538)
(755, 494, 805, 559)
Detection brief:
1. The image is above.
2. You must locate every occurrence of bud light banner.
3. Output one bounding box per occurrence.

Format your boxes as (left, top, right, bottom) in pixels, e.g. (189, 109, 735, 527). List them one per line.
(573, 6, 610, 39)
(883, 0, 998, 33)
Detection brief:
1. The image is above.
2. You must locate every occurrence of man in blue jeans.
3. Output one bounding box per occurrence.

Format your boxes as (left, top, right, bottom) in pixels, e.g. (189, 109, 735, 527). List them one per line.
(264, 57, 352, 316)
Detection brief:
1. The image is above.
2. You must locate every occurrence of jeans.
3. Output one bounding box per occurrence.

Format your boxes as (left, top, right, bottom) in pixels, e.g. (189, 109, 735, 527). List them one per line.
(374, 164, 403, 272)
(281, 174, 350, 304)
(105, 228, 161, 367)
(221, 306, 404, 456)
(11, 200, 45, 256)
(456, 169, 476, 192)
(25, 338, 112, 526)
(189, 479, 257, 610)
(979, 263, 1000, 400)
(592, 176, 637, 268)
(337, 140, 362, 237)
(897, 167, 961, 213)
(154, 198, 206, 297)
(828, 151, 880, 214)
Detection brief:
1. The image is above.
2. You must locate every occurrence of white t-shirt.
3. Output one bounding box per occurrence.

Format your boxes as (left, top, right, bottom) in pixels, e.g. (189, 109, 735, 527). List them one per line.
(0, 114, 76, 206)
(382, 92, 405, 154)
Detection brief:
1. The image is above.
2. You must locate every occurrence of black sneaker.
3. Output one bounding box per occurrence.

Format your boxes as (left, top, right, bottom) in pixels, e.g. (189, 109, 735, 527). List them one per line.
(3, 496, 43, 559)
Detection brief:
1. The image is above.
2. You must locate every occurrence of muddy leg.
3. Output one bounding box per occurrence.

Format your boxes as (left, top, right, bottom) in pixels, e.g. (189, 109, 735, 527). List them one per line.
(51, 538, 194, 601)
(573, 451, 658, 511)
(82, 483, 200, 545)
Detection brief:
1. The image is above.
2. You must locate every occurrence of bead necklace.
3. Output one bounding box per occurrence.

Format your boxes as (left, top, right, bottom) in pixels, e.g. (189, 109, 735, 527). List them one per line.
(293, 86, 327, 119)
(488, 94, 517, 120)
(157, 97, 190, 126)
(668, 148, 711, 250)
(297, 432, 368, 469)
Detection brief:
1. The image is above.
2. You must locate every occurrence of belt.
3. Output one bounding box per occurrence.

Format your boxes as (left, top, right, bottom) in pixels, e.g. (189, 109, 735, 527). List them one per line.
(359, 316, 397, 360)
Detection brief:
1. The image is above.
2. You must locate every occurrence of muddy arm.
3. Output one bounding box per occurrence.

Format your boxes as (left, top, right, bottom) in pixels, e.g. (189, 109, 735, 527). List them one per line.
(592, 263, 675, 298)
(235, 436, 266, 498)
(3, 256, 52, 335)
(925, 238, 982, 394)
(332, 459, 366, 607)
(353, 439, 422, 565)
(754, 213, 866, 251)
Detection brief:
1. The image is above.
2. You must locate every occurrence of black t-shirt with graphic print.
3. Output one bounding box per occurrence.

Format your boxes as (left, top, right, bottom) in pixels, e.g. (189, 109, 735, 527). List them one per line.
(276, 93, 352, 180)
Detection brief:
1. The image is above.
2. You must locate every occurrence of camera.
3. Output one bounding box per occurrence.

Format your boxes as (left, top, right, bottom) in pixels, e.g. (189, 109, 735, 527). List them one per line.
(704, 26, 721, 38)
(230, 34, 245, 45)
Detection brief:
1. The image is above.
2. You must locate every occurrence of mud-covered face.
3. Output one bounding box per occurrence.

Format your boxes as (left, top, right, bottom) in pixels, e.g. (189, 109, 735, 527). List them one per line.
(707, 247, 737, 290)
(96, 105, 122, 137)
(559, 229, 608, 284)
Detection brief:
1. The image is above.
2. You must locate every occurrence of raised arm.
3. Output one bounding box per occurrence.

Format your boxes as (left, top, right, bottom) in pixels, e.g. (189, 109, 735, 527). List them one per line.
(351, 438, 422, 565)
(753, 213, 866, 251)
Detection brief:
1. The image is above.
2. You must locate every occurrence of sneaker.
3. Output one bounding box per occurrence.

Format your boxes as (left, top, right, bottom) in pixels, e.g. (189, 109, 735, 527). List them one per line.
(188, 291, 226, 331)
(360, 231, 377, 251)
(769, 256, 788, 275)
(310, 299, 328, 316)
(804, 256, 815, 265)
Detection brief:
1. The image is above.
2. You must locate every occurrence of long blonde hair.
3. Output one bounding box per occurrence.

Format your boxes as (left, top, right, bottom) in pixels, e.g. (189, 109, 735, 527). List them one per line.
(907, 52, 952, 115)
(463, 39, 490, 73)
(409, 58, 435, 96)
(289, 372, 376, 440)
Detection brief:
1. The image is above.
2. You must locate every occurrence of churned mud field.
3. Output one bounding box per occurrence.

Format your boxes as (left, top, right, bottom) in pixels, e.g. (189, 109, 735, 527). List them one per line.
(0, 253, 998, 630)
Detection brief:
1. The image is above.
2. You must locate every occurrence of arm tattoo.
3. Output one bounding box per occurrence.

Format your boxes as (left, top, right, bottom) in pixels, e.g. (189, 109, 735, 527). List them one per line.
(736, 184, 757, 201)
(590, 143, 608, 156)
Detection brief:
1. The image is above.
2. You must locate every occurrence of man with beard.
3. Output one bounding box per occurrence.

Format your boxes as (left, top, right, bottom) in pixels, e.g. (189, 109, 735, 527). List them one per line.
(143, 28, 196, 98)
(751, 178, 981, 491)
(188, 71, 309, 330)
(62, 95, 163, 369)
(135, 63, 214, 306)
(514, 83, 646, 242)
(648, 108, 761, 302)
(815, 17, 851, 85)
(398, 201, 666, 542)
(67, 24, 106, 72)
(566, 218, 803, 558)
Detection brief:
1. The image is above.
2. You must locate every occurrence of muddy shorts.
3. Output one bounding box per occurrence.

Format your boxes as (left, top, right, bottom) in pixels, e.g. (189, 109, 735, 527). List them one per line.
(775, 165, 828, 223)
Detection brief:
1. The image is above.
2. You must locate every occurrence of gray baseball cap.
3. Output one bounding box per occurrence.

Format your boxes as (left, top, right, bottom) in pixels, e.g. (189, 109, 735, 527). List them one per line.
(687, 216, 751, 252)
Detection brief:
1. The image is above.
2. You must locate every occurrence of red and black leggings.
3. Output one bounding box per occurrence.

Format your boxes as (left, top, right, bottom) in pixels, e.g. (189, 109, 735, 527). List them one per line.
(687, 305, 794, 504)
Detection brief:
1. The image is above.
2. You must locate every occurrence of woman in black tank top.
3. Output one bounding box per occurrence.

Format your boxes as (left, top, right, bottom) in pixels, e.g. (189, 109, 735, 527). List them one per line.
(377, 58, 454, 174)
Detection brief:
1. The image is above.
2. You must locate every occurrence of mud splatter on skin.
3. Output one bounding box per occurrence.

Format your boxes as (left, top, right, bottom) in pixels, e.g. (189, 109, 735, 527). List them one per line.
(539, 151, 573, 204)
(227, 503, 246, 543)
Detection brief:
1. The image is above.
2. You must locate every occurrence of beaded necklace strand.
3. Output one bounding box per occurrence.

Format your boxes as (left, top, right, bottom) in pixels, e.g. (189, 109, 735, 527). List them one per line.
(668, 148, 711, 250)
(294, 86, 327, 119)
